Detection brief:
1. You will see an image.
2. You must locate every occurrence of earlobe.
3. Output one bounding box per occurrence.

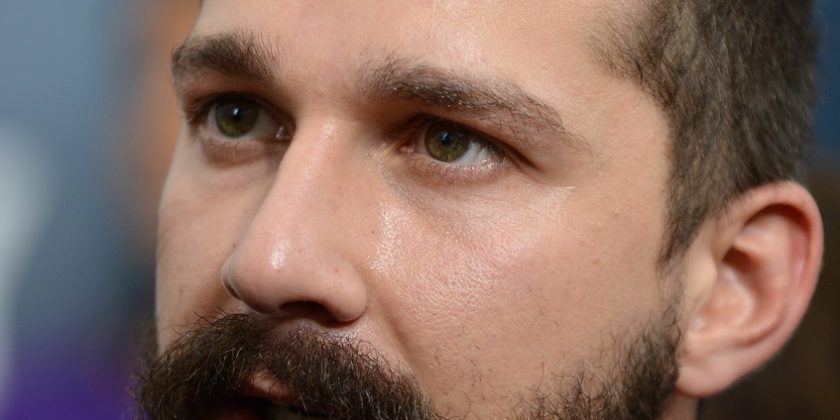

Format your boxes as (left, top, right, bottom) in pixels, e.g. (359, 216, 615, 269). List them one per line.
(676, 182, 823, 397)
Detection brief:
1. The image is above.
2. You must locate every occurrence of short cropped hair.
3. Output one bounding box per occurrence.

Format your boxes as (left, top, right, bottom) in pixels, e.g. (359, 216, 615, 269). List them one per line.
(598, 0, 819, 264)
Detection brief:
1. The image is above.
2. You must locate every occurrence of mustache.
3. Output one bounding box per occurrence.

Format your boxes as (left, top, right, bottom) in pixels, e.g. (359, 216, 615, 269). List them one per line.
(134, 313, 442, 420)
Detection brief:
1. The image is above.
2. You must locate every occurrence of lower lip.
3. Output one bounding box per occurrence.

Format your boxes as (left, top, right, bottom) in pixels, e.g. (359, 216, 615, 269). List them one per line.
(208, 398, 265, 420)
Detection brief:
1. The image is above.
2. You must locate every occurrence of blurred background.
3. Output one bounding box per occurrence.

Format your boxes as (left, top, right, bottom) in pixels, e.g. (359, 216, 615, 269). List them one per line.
(0, 1, 836, 419)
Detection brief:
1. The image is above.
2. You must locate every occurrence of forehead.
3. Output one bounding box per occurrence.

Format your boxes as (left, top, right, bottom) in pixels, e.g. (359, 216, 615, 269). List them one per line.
(193, 0, 627, 80)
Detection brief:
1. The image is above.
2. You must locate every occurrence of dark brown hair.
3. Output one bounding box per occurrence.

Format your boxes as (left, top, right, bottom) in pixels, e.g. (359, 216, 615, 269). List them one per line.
(599, 0, 819, 263)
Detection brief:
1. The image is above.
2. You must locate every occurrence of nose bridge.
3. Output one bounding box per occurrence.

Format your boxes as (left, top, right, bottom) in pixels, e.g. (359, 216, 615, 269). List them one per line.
(223, 120, 370, 322)
(264, 121, 350, 236)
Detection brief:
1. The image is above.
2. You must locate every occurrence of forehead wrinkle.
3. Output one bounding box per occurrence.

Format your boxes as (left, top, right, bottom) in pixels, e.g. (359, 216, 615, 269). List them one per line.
(171, 30, 280, 92)
(357, 54, 586, 152)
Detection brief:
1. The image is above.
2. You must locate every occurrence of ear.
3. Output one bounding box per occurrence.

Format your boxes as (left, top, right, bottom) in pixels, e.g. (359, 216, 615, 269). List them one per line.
(675, 181, 823, 397)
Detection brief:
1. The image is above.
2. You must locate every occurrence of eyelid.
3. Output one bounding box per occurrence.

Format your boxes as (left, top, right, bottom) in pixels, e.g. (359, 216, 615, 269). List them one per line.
(185, 91, 295, 143)
(408, 114, 506, 160)
(182, 91, 275, 126)
(397, 114, 512, 184)
(183, 92, 291, 164)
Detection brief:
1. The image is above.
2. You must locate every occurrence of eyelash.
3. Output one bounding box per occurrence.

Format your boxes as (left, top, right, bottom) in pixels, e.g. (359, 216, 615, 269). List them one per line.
(182, 92, 510, 181)
(396, 114, 509, 183)
(182, 92, 262, 125)
(183, 92, 290, 163)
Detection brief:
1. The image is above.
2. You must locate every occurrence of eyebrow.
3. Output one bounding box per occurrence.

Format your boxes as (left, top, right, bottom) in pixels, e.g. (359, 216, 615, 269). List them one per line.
(171, 32, 580, 148)
(359, 56, 573, 143)
(172, 31, 275, 89)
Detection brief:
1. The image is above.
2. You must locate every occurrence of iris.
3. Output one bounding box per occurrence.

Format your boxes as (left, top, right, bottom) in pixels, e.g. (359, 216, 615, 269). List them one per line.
(214, 99, 260, 138)
(424, 121, 472, 163)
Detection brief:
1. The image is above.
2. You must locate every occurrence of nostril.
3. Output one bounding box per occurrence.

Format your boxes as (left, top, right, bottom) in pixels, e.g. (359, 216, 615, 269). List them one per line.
(220, 258, 243, 300)
(276, 301, 340, 325)
(277, 301, 325, 316)
(222, 275, 241, 300)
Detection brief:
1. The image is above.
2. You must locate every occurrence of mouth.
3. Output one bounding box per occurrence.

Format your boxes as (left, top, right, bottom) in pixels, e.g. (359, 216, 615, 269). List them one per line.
(262, 401, 326, 419)
(215, 397, 327, 420)
(226, 373, 327, 419)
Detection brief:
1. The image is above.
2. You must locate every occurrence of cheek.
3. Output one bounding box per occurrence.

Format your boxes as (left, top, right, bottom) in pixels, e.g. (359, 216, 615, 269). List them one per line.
(155, 187, 230, 347)
(368, 180, 666, 407)
(155, 152, 272, 347)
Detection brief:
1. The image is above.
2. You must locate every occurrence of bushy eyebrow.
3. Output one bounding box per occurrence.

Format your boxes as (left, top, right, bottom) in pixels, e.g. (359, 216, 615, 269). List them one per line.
(359, 56, 573, 142)
(171, 31, 583, 149)
(171, 31, 275, 90)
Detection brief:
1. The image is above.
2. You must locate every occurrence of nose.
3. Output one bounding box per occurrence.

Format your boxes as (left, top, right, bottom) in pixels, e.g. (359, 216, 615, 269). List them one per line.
(221, 122, 370, 323)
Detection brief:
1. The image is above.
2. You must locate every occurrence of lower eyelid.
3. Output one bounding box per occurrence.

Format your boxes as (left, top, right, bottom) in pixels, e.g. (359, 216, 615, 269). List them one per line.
(403, 150, 509, 186)
(197, 136, 263, 163)
(194, 124, 286, 165)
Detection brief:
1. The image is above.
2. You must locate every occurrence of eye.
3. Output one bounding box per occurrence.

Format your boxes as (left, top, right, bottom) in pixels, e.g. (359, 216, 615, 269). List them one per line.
(188, 95, 290, 163)
(417, 120, 502, 165)
(205, 97, 283, 141)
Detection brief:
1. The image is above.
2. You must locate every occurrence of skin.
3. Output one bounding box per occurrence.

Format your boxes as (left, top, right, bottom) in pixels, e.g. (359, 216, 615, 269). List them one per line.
(155, 1, 824, 418)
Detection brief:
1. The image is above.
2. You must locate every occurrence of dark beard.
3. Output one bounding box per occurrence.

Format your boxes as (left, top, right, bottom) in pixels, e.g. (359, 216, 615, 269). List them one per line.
(134, 312, 679, 420)
(518, 310, 681, 420)
(134, 313, 439, 419)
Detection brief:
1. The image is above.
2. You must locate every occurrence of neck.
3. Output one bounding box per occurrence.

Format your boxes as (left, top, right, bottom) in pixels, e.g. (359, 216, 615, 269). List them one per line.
(664, 394, 699, 420)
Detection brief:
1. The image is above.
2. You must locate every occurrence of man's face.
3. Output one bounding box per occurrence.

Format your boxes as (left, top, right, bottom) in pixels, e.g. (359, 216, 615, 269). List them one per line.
(152, 0, 681, 418)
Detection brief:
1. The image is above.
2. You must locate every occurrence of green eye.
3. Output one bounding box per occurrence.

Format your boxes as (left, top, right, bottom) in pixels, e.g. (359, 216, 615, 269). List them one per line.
(214, 99, 260, 138)
(424, 121, 472, 163)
